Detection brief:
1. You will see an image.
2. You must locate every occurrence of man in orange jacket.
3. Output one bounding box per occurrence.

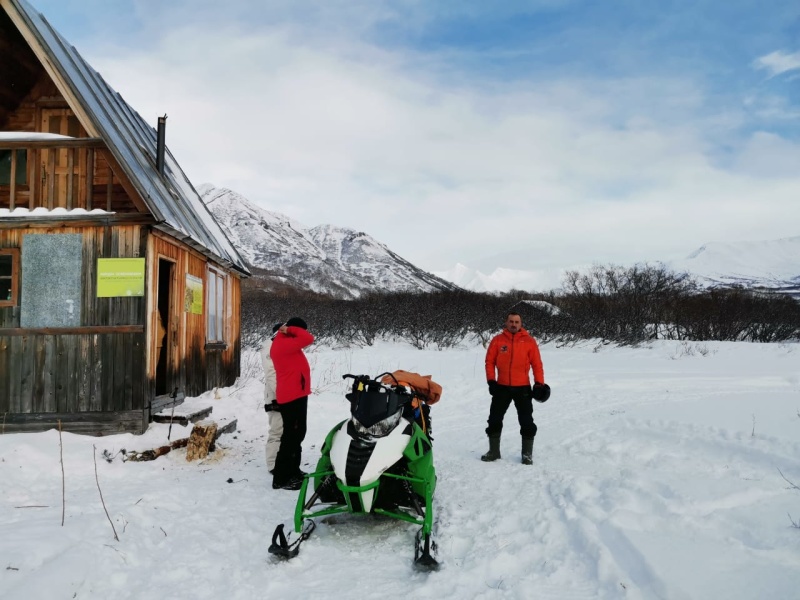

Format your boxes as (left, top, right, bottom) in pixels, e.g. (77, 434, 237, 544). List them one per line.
(482, 312, 550, 465)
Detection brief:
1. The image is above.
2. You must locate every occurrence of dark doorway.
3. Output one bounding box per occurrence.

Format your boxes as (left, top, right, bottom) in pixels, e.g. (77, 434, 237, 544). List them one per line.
(155, 258, 173, 396)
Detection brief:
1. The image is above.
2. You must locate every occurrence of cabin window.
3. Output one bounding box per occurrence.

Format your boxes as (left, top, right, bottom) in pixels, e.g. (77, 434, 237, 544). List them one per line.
(206, 267, 226, 344)
(0, 248, 20, 307)
(0, 150, 27, 186)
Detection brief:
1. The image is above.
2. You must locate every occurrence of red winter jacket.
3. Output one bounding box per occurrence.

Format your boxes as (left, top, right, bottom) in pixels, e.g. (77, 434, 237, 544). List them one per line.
(485, 327, 544, 387)
(270, 326, 314, 403)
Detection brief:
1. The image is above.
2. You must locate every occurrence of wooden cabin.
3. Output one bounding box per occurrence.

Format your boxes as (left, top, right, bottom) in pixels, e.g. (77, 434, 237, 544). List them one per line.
(0, 0, 251, 435)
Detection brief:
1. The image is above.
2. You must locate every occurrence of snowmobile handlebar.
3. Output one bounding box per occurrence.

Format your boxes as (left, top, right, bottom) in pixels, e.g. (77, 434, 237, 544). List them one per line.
(342, 372, 427, 403)
(342, 372, 401, 384)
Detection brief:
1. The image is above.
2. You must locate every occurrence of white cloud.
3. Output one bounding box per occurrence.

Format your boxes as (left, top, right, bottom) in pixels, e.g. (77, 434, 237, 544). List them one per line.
(85, 22, 800, 273)
(753, 50, 800, 77)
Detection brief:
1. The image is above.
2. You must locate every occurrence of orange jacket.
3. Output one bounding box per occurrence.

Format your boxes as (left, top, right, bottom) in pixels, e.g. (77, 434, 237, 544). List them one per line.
(485, 328, 544, 386)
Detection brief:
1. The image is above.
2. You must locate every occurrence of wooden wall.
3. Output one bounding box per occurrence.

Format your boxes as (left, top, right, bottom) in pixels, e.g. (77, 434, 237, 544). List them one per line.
(0, 71, 139, 212)
(0, 224, 243, 435)
(0, 223, 148, 434)
(149, 234, 242, 399)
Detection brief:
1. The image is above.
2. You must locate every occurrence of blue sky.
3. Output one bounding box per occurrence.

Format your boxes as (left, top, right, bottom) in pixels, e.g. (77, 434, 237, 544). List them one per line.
(28, 0, 800, 277)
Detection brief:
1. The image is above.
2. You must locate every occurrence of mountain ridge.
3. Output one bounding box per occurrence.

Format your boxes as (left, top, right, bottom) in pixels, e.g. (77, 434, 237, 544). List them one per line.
(200, 183, 798, 298)
(434, 236, 800, 296)
(199, 184, 459, 298)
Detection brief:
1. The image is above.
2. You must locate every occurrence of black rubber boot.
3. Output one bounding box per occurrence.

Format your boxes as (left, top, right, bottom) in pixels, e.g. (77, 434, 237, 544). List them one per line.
(481, 435, 501, 462)
(521, 437, 534, 465)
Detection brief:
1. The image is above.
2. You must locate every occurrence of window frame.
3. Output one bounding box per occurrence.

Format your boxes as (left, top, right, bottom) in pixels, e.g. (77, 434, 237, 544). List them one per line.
(0, 248, 20, 307)
(0, 149, 29, 188)
(205, 266, 227, 346)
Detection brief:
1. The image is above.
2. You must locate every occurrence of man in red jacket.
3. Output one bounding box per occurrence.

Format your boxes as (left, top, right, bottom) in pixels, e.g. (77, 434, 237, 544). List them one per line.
(270, 316, 314, 490)
(482, 312, 550, 465)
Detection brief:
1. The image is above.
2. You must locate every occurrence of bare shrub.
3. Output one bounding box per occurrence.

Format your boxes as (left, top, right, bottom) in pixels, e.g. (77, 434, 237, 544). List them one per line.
(238, 263, 800, 351)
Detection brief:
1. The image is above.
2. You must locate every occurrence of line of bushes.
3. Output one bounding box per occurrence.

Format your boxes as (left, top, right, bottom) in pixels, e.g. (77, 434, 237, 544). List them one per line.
(241, 264, 800, 349)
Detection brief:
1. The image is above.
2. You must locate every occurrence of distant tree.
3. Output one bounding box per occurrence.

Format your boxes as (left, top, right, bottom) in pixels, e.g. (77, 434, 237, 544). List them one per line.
(238, 263, 800, 351)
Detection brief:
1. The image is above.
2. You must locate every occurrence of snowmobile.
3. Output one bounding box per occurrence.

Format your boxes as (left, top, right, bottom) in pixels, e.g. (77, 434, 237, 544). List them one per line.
(268, 372, 439, 570)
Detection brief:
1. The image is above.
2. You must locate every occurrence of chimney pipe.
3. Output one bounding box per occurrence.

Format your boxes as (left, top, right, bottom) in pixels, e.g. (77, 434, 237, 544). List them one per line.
(156, 114, 167, 175)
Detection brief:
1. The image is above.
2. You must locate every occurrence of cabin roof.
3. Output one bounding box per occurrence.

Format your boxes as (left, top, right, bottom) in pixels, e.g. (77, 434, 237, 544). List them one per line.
(3, 0, 250, 276)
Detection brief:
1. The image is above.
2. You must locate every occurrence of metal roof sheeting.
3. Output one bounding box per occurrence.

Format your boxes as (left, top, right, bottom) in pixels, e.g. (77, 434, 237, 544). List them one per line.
(7, 0, 250, 276)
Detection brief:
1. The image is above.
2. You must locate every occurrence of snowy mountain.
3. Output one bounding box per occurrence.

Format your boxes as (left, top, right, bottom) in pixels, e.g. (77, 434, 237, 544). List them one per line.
(667, 236, 800, 297)
(199, 185, 459, 298)
(435, 237, 800, 297)
(432, 263, 569, 293)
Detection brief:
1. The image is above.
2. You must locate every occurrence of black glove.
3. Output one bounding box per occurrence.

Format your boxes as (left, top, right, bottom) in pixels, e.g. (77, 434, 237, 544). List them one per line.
(264, 401, 279, 412)
(532, 383, 550, 402)
(487, 380, 498, 396)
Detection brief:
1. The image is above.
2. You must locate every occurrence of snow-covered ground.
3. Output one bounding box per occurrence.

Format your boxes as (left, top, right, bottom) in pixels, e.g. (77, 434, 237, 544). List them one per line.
(2, 339, 800, 599)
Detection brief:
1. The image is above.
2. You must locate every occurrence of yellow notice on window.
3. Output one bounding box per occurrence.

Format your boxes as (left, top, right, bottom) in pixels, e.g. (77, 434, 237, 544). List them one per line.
(96, 258, 145, 297)
(185, 273, 203, 314)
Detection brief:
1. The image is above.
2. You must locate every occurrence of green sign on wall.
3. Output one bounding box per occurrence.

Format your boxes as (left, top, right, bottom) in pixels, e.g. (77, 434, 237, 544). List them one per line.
(97, 258, 145, 297)
(185, 273, 203, 314)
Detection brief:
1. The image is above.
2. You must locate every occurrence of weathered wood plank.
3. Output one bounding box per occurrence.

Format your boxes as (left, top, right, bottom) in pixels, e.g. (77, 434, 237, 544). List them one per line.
(54, 334, 68, 413)
(0, 336, 9, 412)
(77, 334, 91, 412)
(216, 418, 238, 437)
(64, 333, 79, 412)
(18, 334, 33, 413)
(151, 405, 212, 426)
(0, 215, 156, 230)
(100, 333, 114, 412)
(86, 148, 94, 210)
(8, 336, 22, 413)
(111, 332, 126, 411)
(81, 226, 96, 325)
(31, 336, 50, 412)
(28, 148, 37, 206)
(88, 334, 102, 412)
(66, 147, 74, 209)
(150, 390, 185, 413)
(46, 148, 55, 209)
(0, 139, 105, 149)
(0, 410, 146, 435)
(0, 326, 144, 336)
(129, 334, 143, 410)
(9, 149, 16, 209)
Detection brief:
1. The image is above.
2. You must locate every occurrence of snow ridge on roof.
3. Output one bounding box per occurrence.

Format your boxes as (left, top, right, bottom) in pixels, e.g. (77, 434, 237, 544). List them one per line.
(0, 207, 112, 218)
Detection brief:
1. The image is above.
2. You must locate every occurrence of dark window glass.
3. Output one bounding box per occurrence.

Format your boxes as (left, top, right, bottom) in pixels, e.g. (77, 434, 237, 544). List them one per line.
(0, 255, 11, 277)
(0, 150, 27, 186)
(0, 254, 12, 301)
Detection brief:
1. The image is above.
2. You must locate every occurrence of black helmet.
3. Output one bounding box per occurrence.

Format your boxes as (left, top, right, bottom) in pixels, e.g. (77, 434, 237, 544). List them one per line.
(532, 383, 550, 402)
(285, 317, 307, 330)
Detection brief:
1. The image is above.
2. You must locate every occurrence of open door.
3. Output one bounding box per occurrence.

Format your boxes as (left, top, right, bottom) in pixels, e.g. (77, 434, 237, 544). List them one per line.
(155, 258, 174, 396)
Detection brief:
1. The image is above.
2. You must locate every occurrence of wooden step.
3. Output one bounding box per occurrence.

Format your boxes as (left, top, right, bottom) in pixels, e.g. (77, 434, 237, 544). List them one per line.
(215, 418, 238, 438)
(151, 390, 186, 413)
(152, 405, 213, 427)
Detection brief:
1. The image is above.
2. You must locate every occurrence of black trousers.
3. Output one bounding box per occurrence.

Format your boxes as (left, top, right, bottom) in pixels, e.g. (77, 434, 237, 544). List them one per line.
(485, 385, 537, 439)
(273, 396, 308, 484)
